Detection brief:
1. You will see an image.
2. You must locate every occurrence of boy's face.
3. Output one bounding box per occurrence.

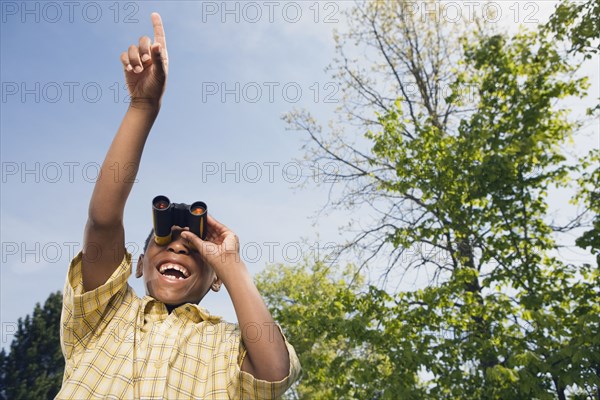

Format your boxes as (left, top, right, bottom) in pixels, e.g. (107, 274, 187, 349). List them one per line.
(136, 226, 221, 306)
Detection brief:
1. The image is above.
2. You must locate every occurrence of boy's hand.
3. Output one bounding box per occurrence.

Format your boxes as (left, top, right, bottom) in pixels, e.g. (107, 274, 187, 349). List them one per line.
(120, 12, 168, 109)
(180, 215, 246, 284)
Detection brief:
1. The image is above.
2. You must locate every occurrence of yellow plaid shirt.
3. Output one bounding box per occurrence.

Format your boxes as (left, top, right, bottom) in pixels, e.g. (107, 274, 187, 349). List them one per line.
(57, 252, 301, 399)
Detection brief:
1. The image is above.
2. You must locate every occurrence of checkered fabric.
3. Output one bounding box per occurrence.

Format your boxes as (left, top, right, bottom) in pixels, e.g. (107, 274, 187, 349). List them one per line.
(56, 252, 301, 399)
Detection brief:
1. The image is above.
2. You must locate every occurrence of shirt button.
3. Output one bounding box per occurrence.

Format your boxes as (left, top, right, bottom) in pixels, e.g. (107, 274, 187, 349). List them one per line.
(154, 360, 163, 369)
(185, 306, 191, 311)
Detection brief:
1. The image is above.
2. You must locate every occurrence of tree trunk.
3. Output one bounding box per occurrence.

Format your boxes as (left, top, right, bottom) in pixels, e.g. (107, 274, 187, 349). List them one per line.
(457, 239, 498, 371)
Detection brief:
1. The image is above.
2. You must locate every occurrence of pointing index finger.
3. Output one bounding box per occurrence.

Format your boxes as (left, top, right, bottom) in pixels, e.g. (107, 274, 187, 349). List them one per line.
(151, 12, 167, 49)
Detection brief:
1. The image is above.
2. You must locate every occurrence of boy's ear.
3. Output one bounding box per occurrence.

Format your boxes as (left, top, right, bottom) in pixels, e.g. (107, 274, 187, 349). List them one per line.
(136, 254, 144, 278)
(211, 275, 222, 292)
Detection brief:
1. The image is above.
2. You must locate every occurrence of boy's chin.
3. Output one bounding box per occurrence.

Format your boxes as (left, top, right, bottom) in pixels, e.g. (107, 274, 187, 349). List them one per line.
(152, 292, 186, 306)
(146, 284, 193, 306)
(144, 277, 207, 307)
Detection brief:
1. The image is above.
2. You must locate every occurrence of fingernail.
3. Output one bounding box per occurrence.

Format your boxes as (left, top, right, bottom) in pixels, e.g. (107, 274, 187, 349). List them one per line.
(134, 65, 143, 73)
(141, 54, 150, 62)
(126, 64, 133, 72)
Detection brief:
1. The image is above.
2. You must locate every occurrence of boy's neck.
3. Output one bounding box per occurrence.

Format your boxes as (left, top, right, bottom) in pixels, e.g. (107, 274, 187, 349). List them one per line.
(165, 304, 178, 314)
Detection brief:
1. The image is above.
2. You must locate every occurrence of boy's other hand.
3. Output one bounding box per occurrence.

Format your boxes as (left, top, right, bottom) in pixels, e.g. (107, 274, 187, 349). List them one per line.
(120, 12, 168, 109)
(180, 215, 246, 284)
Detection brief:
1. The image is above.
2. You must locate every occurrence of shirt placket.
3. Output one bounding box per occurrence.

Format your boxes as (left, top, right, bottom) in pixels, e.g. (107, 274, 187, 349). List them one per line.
(147, 314, 179, 398)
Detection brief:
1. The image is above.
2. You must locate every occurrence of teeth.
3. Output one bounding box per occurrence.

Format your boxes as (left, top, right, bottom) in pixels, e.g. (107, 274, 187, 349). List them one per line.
(159, 263, 190, 278)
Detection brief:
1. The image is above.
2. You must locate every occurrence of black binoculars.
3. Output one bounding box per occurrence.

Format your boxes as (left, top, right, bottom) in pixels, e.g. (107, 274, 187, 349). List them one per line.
(152, 195, 208, 245)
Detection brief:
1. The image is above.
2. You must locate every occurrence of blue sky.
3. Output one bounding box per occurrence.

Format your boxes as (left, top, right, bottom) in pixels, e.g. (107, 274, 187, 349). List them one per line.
(1, 1, 598, 350)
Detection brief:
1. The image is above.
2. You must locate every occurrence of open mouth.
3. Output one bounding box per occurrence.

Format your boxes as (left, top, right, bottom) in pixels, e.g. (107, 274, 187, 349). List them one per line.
(159, 263, 190, 280)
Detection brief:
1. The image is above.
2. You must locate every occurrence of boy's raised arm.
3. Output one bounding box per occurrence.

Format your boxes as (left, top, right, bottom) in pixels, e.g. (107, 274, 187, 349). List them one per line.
(82, 13, 168, 292)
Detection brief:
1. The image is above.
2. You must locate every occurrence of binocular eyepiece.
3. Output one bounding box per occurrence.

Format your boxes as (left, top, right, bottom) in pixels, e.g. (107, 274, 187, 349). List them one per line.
(152, 195, 207, 245)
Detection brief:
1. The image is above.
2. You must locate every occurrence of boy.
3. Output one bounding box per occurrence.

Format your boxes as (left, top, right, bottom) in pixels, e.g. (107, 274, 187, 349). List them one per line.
(57, 13, 301, 399)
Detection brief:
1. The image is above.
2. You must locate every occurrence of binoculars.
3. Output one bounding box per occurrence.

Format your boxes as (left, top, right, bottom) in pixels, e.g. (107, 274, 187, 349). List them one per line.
(152, 195, 208, 245)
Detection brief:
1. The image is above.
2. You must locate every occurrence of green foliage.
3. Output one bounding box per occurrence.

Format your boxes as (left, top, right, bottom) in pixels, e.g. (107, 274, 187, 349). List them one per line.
(258, 259, 449, 399)
(256, 261, 420, 399)
(259, 257, 599, 399)
(546, 0, 600, 57)
(0, 292, 64, 400)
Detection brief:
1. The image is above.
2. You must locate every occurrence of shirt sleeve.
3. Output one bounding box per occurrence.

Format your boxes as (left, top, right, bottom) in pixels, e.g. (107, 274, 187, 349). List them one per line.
(60, 250, 132, 361)
(228, 324, 302, 399)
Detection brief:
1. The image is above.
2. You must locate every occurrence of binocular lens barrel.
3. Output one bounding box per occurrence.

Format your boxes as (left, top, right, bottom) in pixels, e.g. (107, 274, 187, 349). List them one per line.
(152, 195, 173, 245)
(189, 201, 207, 240)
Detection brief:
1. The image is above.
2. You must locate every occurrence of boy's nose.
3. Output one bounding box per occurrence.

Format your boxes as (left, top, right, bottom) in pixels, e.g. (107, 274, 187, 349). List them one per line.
(167, 226, 191, 254)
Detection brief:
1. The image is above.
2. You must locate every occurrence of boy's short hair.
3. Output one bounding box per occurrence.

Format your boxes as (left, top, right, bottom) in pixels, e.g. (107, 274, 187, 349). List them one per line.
(143, 229, 153, 252)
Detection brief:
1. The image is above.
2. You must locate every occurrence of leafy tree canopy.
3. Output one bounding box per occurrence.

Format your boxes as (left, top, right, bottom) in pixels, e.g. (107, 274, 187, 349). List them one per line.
(0, 292, 64, 400)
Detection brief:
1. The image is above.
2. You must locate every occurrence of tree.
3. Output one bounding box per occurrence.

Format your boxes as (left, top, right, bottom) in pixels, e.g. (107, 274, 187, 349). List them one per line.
(279, 0, 598, 398)
(256, 260, 427, 399)
(0, 291, 65, 400)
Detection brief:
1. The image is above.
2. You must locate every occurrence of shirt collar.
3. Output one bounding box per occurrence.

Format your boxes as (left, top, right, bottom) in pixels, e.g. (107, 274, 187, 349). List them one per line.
(139, 295, 221, 326)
